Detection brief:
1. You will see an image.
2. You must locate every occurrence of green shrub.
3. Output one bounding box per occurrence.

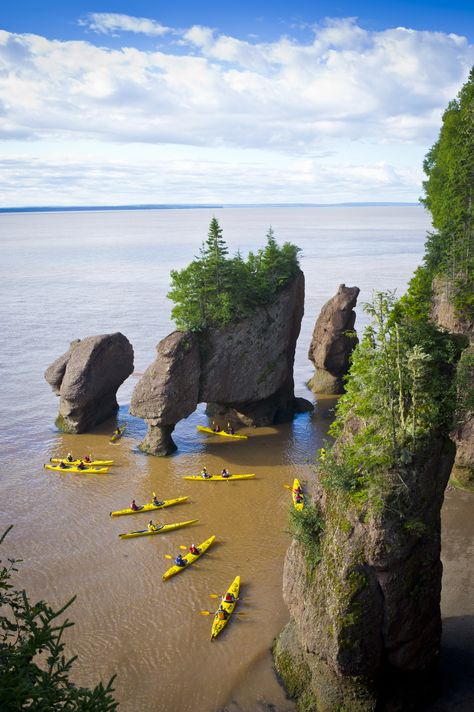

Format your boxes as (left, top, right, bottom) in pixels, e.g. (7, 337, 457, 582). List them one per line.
(288, 503, 325, 571)
(168, 221, 301, 331)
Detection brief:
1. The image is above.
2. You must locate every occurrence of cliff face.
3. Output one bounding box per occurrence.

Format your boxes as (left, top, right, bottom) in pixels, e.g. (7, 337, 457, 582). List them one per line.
(431, 277, 474, 491)
(274, 436, 455, 711)
(130, 270, 308, 454)
(44, 333, 134, 433)
(308, 284, 359, 394)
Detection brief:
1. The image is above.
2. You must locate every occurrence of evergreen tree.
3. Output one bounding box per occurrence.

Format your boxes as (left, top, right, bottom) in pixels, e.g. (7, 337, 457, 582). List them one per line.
(167, 220, 301, 332)
(421, 67, 474, 317)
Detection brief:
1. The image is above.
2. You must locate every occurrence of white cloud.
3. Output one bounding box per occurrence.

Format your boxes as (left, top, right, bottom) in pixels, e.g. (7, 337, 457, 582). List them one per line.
(0, 17, 472, 204)
(80, 13, 170, 37)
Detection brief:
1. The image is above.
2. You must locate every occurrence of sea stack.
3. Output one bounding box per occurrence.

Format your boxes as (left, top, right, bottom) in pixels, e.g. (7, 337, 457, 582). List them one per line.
(131, 269, 311, 455)
(45, 332, 134, 433)
(308, 284, 359, 394)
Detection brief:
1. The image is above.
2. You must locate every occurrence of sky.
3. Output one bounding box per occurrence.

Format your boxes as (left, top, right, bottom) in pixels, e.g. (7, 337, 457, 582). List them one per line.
(1, 1, 473, 206)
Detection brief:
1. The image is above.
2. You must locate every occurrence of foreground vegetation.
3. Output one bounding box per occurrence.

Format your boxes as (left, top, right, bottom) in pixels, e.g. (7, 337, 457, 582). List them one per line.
(0, 527, 117, 711)
(416, 67, 474, 319)
(168, 219, 301, 331)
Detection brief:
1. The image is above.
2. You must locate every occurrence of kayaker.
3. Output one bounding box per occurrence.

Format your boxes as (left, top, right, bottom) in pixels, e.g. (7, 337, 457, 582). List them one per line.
(201, 467, 211, 479)
(295, 492, 304, 503)
(113, 427, 121, 436)
(212, 421, 221, 432)
(226, 422, 234, 435)
(189, 543, 200, 555)
(151, 493, 163, 506)
(217, 606, 229, 620)
(59, 460, 67, 469)
(147, 520, 162, 532)
(84, 454, 92, 463)
(224, 592, 235, 603)
(76, 461, 86, 470)
(221, 468, 231, 478)
(175, 553, 186, 567)
(66, 452, 74, 462)
(130, 499, 140, 511)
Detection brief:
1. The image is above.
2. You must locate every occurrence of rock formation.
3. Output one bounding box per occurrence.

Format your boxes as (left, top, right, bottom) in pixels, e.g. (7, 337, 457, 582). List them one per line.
(131, 270, 311, 455)
(308, 284, 359, 394)
(431, 277, 474, 490)
(274, 433, 455, 711)
(130, 331, 200, 455)
(45, 332, 134, 433)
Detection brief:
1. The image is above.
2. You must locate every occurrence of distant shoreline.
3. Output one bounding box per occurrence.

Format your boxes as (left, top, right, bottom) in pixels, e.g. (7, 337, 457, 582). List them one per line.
(0, 202, 419, 214)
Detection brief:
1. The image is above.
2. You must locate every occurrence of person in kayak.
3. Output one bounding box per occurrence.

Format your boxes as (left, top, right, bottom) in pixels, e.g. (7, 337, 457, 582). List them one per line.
(221, 468, 231, 478)
(295, 492, 304, 503)
(224, 592, 235, 603)
(148, 519, 162, 532)
(217, 605, 229, 620)
(175, 553, 186, 567)
(201, 467, 211, 479)
(151, 493, 163, 506)
(76, 461, 86, 470)
(130, 499, 140, 511)
(66, 453, 74, 462)
(113, 426, 121, 436)
(59, 460, 68, 469)
(226, 422, 234, 434)
(84, 454, 92, 463)
(189, 543, 200, 555)
(212, 421, 221, 432)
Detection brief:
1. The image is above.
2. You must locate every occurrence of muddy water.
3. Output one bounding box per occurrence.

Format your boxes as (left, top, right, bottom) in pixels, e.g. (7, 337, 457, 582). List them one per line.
(1, 206, 472, 711)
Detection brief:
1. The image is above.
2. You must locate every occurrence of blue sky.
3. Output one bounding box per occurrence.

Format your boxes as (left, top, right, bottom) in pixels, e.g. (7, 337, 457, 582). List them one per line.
(1, 2, 473, 206)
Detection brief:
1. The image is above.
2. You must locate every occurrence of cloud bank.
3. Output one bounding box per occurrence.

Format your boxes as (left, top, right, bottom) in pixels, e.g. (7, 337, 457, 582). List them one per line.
(0, 16, 472, 204)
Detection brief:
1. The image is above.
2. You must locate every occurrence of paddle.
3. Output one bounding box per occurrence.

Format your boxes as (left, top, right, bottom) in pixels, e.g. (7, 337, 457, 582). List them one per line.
(199, 610, 246, 616)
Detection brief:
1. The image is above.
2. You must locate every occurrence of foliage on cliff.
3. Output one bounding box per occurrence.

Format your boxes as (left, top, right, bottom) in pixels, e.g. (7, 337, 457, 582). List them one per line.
(168, 218, 301, 331)
(0, 527, 117, 711)
(320, 292, 460, 503)
(418, 66, 474, 319)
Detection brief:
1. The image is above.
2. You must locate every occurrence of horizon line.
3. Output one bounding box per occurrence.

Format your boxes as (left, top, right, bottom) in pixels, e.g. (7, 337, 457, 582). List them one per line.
(0, 201, 421, 214)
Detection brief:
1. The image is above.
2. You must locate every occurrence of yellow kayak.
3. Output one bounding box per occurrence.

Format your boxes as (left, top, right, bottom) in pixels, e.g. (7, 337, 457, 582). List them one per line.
(110, 496, 189, 517)
(211, 575, 240, 640)
(44, 463, 109, 474)
(292, 478, 304, 511)
(50, 458, 114, 467)
(183, 473, 255, 481)
(197, 425, 248, 440)
(118, 519, 198, 539)
(110, 424, 126, 443)
(162, 535, 216, 580)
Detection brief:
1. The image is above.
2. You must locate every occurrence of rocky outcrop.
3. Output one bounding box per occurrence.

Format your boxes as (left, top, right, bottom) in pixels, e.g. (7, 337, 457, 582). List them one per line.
(431, 277, 474, 491)
(308, 284, 359, 394)
(130, 331, 200, 455)
(449, 345, 474, 491)
(131, 270, 311, 454)
(274, 436, 455, 711)
(431, 276, 474, 342)
(45, 333, 134, 433)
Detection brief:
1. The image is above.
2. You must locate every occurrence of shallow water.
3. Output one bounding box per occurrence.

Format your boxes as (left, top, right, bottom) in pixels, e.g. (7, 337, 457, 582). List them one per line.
(1, 206, 471, 710)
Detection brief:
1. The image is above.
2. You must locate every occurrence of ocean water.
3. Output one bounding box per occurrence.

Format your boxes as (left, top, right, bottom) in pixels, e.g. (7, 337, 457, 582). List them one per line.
(1, 206, 471, 711)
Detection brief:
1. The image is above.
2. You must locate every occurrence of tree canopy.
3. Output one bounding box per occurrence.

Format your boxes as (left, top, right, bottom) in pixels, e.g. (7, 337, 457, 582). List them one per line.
(421, 66, 474, 318)
(167, 220, 301, 331)
(319, 292, 460, 504)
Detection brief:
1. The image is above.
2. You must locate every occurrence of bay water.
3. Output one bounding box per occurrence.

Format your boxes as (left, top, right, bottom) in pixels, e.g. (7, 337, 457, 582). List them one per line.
(1, 206, 472, 711)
